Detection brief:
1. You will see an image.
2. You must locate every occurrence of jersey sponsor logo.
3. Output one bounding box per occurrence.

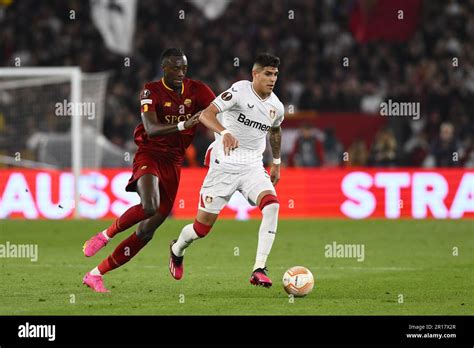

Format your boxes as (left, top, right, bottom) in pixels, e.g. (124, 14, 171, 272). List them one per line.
(237, 113, 271, 132)
(141, 89, 151, 98)
(184, 98, 192, 107)
(221, 92, 232, 101)
(247, 103, 254, 108)
(164, 113, 193, 124)
(231, 87, 237, 92)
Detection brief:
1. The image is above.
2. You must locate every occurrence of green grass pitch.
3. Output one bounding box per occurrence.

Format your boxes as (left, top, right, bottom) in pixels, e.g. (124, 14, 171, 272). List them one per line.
(0, 219, 472, 315)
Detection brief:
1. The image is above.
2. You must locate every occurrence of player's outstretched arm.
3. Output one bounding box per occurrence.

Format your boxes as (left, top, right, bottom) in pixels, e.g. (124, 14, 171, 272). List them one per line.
(199, 104, 239, 155)
(198, 103, 225, 134)
(141, 111, 199, 137)
(269, 126, 282, 186)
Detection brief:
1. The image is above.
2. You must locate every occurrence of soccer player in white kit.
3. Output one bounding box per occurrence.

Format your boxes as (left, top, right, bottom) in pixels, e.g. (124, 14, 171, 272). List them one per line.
(168, 53, 284, 287)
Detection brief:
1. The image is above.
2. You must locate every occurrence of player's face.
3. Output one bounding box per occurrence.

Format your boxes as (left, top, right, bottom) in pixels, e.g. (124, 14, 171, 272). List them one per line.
(254, 67, 278, 95)
(163, 55, 188, 89)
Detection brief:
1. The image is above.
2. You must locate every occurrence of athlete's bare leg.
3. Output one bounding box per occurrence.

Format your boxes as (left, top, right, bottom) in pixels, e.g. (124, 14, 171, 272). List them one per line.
(137, 174, 161, 217)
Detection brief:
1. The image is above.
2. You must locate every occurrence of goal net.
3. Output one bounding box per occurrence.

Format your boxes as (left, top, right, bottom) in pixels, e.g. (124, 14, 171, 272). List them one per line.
(0, 67, 113, 217)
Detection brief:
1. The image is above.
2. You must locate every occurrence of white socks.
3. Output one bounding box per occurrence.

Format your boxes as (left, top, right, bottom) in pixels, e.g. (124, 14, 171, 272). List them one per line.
(172, 224, 200, 257)
(172, 202, 279, 271)
(253, 203, 279, 271)
(90, 266, 102, 276)
(102, 230, 111, 241)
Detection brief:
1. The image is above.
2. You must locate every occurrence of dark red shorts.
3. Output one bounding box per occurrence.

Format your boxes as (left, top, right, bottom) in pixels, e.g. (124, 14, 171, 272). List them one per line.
(126, 150, 181, 217)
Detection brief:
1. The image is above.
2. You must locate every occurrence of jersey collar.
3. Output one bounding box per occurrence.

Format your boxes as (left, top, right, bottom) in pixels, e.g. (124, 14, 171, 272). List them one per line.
(161, 78, 184, 95)
(251, 83, 270, 102)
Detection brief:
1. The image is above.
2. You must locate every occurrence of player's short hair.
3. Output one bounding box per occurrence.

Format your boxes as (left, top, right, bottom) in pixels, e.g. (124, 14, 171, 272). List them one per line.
(160, 48, 185, 65)
(253, 53, 280, 70)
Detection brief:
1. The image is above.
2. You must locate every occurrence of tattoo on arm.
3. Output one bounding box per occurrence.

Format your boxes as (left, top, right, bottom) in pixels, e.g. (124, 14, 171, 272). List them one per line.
(269, 126, 282, 159)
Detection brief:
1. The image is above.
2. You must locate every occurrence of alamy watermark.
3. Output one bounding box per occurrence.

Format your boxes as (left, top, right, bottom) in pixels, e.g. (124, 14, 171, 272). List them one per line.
(325, 241, 365, 262)
(0, 241, 38, 262)
(55, 99, 96, 119)
(380, 99, 420, 120)
(18, 322, 55, 341)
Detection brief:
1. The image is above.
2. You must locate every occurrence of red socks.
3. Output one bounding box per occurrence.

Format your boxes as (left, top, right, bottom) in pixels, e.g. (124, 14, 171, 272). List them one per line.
(193, 219, 212, 238)
(105, 204, 150, 238)
(98, 232, 147, 274)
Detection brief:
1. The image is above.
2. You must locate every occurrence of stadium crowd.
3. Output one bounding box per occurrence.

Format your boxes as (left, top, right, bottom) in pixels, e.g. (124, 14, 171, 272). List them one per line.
(1, 0, 473, 167)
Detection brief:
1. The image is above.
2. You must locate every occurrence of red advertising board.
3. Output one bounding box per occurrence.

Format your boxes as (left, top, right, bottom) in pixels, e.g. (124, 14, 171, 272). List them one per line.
(0, 168, 472, 219)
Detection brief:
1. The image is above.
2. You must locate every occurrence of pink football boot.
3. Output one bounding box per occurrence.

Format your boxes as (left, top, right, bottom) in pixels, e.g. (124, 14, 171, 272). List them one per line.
(83, 232, 109, 257)
(82, 272, 110, 293)
(250, 267, 273, 288)
(169, 240, 184, 280)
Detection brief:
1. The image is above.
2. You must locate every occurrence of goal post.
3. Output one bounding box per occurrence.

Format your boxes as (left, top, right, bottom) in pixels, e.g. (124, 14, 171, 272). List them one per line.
(0, 67, 109, 219)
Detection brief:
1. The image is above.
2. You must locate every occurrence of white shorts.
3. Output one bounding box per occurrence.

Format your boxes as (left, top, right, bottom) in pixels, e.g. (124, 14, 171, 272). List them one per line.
(198, 166, 276, 214)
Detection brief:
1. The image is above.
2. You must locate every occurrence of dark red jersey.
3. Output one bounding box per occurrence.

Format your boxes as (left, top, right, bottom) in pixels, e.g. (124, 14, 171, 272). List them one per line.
(134, 78, 215, 162)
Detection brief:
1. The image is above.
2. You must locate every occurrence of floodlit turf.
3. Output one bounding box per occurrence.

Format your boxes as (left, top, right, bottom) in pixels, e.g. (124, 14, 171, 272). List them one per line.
(0, 219, 472, 315)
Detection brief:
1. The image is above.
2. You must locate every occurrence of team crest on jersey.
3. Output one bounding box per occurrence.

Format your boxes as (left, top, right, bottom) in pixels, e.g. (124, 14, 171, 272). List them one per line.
(184, 98, 192, 107)
(141, 89, 151, 98)
(221, 92, 232, 101)
(269, 109, 276, 119)
(205, 196, 213, 204)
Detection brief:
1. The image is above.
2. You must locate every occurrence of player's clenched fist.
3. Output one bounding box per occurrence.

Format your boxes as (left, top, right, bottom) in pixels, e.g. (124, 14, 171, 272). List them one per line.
(222, 132, 239, 155)
(184, 112, 201, 129)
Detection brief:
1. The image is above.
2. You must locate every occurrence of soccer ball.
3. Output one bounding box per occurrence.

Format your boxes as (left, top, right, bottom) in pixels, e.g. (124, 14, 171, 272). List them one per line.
(282, 266, 314, 297)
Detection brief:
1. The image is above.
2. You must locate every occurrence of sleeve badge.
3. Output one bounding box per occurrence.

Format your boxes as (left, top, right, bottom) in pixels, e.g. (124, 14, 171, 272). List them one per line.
(221, 92, 232, 101)
(141, 89, 151, 98)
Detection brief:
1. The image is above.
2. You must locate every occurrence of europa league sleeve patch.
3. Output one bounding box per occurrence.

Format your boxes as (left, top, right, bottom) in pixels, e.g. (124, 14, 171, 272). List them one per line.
(140, 88, 154, 113)
(141, 89, 151, 99)
(221, 91, 232, 101)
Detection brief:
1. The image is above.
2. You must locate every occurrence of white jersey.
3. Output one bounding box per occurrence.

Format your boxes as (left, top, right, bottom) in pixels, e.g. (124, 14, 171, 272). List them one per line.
(209, 80, 284, 173)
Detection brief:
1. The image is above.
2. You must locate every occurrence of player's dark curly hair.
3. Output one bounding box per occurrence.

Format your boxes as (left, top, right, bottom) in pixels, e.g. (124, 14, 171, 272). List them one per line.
(253, 53, 280, 68)
(160, 48, 185, 64)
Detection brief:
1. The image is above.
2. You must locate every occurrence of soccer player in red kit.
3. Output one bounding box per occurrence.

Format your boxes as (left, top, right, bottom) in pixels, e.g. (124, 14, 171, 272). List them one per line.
(82, 48, 216, 292)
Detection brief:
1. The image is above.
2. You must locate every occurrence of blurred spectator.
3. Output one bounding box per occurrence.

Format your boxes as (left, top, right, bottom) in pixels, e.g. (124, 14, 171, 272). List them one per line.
(464, 148, 474, 168)
(368, 128, 398, 167)
(424, 122, 463, 167)
(322, 128, 344, 167)
(461, 135, 474, 167)
(288, 123, 324, 167)
(299, 81, 324, 110)
(345, 139, 368, 167)
(403, 130, 430, 167)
